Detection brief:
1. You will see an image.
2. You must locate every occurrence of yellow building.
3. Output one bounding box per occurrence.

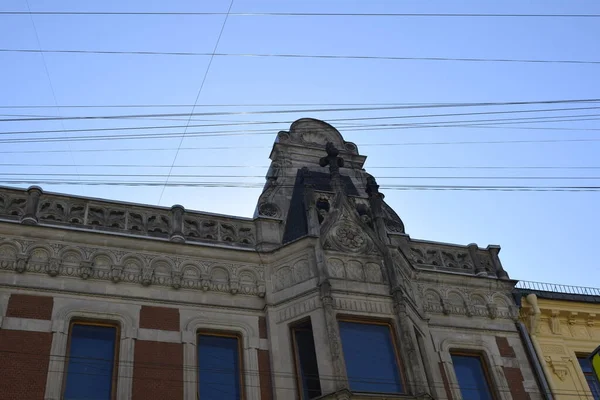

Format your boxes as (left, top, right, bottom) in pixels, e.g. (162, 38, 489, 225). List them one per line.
(518, 281, 600, 400)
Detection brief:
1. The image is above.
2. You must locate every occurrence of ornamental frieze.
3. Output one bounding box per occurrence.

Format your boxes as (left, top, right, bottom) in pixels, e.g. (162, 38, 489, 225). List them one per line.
(0, 237, 265, 297)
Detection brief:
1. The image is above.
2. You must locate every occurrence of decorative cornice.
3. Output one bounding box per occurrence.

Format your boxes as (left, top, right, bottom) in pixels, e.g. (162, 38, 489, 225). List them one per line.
(0, 236, 265, 297)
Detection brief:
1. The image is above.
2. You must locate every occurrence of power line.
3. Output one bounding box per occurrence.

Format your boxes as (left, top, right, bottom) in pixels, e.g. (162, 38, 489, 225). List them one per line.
(1, 180, 599, 192)
(5, 173, 600, 180)
(5, 104, 600, 132)
(0, 102, 431, 109)
(2, 48, 600, 65)
(2, 11, 600, 18)
(3, 163, 599, 170)
(1, 138, 598, 154)
(158, 0, 235, 205)
(24, 0, 82, 188)
(2, 98, 599, 123)
(2, 115, 600, 144)
(4, 103, 600, 135)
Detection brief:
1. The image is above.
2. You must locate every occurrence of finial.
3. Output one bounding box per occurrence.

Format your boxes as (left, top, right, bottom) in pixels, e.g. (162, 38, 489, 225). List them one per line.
(319, 142, 344, 176)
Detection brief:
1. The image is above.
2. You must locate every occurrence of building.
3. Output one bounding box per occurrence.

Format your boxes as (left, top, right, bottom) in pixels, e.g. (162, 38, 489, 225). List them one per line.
(0, 118, 543, 400)
(517, 281, 600, 400)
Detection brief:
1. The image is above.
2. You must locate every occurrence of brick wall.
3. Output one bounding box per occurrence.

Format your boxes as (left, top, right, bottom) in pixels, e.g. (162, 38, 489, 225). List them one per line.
(132, 340, 183, 400)
(139, 305, 180, 331)
(0, 330, 52, 400)
(496, 336, 529, 400)
(258, 349, 273, 400)
(6, 294, 53, 320)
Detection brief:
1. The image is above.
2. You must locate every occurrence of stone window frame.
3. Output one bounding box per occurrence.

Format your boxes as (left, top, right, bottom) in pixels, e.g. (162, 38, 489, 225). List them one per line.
(439, 337, 511, 400)
(45, 301, 139, 400)
(62, 320, 121, 400)
(182, 313, 261, 400)
(336, 315, 408, 394)
(289, 316, 323, 400)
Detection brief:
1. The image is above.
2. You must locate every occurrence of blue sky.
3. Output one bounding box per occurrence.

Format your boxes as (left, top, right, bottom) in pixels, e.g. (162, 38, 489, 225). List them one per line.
(1, 0, 599, 287)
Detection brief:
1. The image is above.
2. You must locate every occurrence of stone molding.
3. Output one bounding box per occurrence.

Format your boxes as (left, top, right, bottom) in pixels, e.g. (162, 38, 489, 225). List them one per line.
(276, 296, 321, 323)
(180, 311, 261, 400)
(438, 336, 511, 400)
(44, 299, 140, 400)
(332, 297, 394, 315)
(417, 283, 518, 320)
(0, 236, 266, 297)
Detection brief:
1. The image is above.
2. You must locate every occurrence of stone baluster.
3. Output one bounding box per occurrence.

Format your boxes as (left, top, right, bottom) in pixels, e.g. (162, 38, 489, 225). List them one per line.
(21, 186, 43, 225)
(169, 204, 185, 243)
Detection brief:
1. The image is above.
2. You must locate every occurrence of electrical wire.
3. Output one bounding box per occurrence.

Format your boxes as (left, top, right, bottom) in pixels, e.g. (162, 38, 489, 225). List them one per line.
(2, 98, 600, 123)
(2, 48, 600, 65)
(3, 104, 600, 134)
(1, 138, 598, 155)
(2, 163, 599, 170)
(157, 0, 235, 205)
(4, 173, 600, 180)
(1, 11, 600, 18)
(1, 180, 599, 192)
(0, 348, 594, 397)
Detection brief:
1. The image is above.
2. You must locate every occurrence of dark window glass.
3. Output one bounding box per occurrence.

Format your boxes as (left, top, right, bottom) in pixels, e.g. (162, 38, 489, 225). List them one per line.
(451, 354, 493, 400)
(198, 334, 241, 400)
(338, 321, 403, 393)
(579, 357, 600, 400)
(63, 324, 117, 400)
(292, 322, 322, 399)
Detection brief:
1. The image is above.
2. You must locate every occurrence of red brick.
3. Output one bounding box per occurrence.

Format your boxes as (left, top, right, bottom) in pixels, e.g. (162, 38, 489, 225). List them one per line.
(132, 340, 183, 400)
(6, 294, 53, 320)
(258, 349, 273, 400)
(258, 316, 268, 339)
(439, 362, 454, 400)
(503, 366, 529, 400)
(0, 330, 52, 400)
(139, 305, 179, 331)
(496, 336, 516, 358)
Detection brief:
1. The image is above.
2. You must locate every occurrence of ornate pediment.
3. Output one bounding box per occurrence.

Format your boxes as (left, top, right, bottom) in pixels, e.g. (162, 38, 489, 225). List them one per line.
(320, 194, 382, 256)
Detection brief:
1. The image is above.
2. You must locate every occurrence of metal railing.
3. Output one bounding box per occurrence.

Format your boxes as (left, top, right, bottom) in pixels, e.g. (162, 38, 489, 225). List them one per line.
(516, 280, 600, 296)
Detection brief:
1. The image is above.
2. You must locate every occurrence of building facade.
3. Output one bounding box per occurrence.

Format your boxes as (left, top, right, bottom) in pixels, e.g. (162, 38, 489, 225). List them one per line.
(518, 282, 600, 400)
(0, 118, 542, 400)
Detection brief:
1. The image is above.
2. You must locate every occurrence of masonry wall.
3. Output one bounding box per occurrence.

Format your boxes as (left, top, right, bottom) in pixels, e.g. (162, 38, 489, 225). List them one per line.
(0, 289, 269, 400)
(520, 295, 600, 400)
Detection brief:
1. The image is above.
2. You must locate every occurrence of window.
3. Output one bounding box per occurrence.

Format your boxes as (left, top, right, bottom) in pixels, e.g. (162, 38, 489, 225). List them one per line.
(198, 333, 242, 400)
(338, 320, 404, 393)
(451, 353, 494, 400)
(291, 320, 322, 399)
(578, 356, 600, 400)
(63, 322, 118, 400)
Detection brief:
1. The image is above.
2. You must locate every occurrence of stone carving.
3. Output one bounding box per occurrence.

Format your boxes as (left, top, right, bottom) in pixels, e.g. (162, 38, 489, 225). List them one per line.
(325, 258, 385, 283)
(282, 118, 359, 155)
(333, 298, 393, 314)
(408, 242, 475, 272)
(0, 193, 27, 219)
(129, 212, 170, 236)
(79, 261, 93, 280)
(273, 259, 314, 292)
(87, 206, 126, 229)
(1, 188, 257, 248)
(336, 225, 366, 250)
(276, 297, 320, 323)
(257, 202, 280, 218)
(545, 357, 571, 381)
(0, 237, 266, 296)
(417, 284, 515, 319)
(184, 217, 255, 246)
